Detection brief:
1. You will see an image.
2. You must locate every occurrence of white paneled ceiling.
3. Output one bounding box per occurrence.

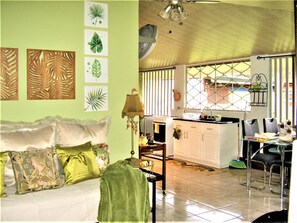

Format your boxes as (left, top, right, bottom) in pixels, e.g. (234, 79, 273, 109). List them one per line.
(139, 0, 295, 70)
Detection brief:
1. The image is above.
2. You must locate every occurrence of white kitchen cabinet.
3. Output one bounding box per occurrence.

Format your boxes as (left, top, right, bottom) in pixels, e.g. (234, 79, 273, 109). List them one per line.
(201, 124, 219, 167)
(173, 120, 238, 169)
(173, 121, 202, 163)
(173, 121, 188, 160)
(187, 124, 202, 163)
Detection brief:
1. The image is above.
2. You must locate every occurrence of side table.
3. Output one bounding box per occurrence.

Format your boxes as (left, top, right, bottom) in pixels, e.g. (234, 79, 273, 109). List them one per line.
(138, 143, 166, 194)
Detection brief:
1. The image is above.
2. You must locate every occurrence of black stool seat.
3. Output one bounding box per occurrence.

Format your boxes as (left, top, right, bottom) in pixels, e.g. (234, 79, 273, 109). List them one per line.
(253, 153, 280, 167)
(270, 160, 291, 167)
(252, 209, 288, 223)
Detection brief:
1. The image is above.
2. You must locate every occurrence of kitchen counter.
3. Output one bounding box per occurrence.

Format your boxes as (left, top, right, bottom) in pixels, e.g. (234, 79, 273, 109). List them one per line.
(173, 117, 240, 124)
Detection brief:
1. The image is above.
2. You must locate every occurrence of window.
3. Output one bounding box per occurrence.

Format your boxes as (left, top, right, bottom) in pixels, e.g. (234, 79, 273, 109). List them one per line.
(186, 61, 251, 111)
(140, 68, 175, 116)
(270, 56, 296, 124)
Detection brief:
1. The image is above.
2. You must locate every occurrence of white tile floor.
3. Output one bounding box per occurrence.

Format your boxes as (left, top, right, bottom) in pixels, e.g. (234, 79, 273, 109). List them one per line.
(148, 159, 289, 222)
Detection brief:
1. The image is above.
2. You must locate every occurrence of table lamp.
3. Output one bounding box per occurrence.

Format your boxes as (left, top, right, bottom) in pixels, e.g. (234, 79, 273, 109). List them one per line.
(122, 88, 144, 166)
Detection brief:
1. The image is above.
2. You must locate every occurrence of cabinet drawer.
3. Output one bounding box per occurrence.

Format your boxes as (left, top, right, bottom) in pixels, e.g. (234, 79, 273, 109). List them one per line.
(174, 121, 201, 130)
(173, 121, 184, 127)
(188, 123, 201, 130)
(203, 124, 219, 134)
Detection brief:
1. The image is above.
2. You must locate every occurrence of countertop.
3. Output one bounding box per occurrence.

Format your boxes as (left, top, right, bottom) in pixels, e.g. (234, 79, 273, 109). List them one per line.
(173, 117, 240, 124)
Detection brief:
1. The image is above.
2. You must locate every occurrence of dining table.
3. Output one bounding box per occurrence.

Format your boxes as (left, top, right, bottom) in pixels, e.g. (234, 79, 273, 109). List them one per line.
(243, 135, 293, 209)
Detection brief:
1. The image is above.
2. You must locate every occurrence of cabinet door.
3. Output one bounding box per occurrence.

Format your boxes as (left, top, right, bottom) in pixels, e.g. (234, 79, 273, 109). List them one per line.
(202, 124, 219, 165)
(188, 124, 202, 163)
(173, 122, 187, 159)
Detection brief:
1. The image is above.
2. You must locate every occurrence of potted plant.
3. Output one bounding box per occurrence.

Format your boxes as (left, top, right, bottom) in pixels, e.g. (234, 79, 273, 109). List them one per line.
(214, 114, 222, 122)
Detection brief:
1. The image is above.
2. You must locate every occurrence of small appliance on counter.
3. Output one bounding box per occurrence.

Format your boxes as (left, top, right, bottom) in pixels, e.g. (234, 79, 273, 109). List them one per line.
(182, 112, 201, 121)
(140, 116, 174, 157)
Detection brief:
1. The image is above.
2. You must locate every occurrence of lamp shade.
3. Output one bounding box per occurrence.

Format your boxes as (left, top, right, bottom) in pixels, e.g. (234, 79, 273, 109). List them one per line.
(122, 94, 144, 118)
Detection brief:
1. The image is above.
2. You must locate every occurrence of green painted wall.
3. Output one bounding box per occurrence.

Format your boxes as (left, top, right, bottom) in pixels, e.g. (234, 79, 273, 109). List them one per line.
(0, 0, 139, 162)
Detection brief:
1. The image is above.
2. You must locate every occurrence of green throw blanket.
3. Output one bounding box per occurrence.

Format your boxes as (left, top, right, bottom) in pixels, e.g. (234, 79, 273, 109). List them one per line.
(98, 160, 150, 222)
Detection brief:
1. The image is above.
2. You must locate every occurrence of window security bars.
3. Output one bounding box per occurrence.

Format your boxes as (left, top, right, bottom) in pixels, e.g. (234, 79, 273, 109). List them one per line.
(140, 68, 175, 116)
(186, 61, 251, 111)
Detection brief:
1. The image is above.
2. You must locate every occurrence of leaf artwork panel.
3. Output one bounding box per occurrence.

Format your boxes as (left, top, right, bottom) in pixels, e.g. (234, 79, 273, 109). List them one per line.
(84, 86, 108, 112)
(85, 1, 108, 28)
(85, 57, 108, 83)
(0, 47, 18, 100)
(27, 49, 75, 100)
(85, 29, 108, 56)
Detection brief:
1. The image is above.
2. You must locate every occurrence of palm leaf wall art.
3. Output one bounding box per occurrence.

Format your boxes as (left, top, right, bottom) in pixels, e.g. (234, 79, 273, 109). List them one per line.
(84, 1, 108, 28)
(27, 49, 75, 100)
(89, 3, 104, 26)
(0, 47, 18, 100)
(84, 86, 107, 112)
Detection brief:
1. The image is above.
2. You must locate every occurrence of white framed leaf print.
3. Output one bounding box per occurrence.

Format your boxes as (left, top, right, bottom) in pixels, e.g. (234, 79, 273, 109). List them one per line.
(85, 1, 108, 28)
(85, 57, 108, 83)
(84, 86, 108, 112)
(85, 29, 108, 56)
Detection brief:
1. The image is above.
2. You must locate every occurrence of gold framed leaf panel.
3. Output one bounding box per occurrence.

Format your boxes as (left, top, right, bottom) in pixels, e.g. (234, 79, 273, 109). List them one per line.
(0, 47, 18, 100)
(27, 49, 75, 100)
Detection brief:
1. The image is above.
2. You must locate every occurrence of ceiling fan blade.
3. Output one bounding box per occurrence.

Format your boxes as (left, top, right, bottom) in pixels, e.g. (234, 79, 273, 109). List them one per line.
(139, 36, 156, 43)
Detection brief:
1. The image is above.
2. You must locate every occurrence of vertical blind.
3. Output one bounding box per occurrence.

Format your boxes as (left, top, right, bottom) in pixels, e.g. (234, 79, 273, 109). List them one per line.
(140, 68, 175, 116)
(270, 56, 296, 124)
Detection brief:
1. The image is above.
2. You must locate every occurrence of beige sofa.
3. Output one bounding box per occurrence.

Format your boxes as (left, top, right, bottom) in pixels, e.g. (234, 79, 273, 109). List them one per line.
(0, 116, 110, 221)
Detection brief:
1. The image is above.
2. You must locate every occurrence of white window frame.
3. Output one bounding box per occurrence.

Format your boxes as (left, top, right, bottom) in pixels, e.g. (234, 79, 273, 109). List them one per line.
(186, 60, 252, 111)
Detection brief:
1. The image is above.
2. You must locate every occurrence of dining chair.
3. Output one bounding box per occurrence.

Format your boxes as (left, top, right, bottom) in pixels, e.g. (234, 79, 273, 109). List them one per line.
(263, 118, 279, 154)
(263, 118, 292, 193)
(242, 119, 280, 189)
(263, 118, 279, 134)
(269, 160, 291, 194)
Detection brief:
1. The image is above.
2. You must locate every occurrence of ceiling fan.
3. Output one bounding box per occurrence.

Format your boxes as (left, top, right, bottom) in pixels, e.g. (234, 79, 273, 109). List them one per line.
(139, 24, 158, 60)
(158, 0, 220, 21)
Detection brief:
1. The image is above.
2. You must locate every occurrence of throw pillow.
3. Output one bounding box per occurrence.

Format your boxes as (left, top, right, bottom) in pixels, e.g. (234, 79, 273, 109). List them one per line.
(1, 124, 56, 186)
(92, 143, 109, 176)
(55, 141, 100, 185)
(0, 119, 51, 132)
(55, 116, 111, 146)
(9, 148, 64, 195)
(0, 125, 56, 151)
(0, 152, 8, 198)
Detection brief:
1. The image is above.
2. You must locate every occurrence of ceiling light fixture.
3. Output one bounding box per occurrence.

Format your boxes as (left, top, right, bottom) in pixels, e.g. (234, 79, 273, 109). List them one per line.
(158, 0, 220, 22)
(158, 0, 189, 22)
(159, 5, 172, 20)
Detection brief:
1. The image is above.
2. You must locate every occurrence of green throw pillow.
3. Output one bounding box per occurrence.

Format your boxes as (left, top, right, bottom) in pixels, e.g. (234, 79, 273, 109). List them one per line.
(0, 152, 9, 198)
(55, 141, 100, 185)
(92, 143, 109, 176)
(9, 148, 64, 195)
